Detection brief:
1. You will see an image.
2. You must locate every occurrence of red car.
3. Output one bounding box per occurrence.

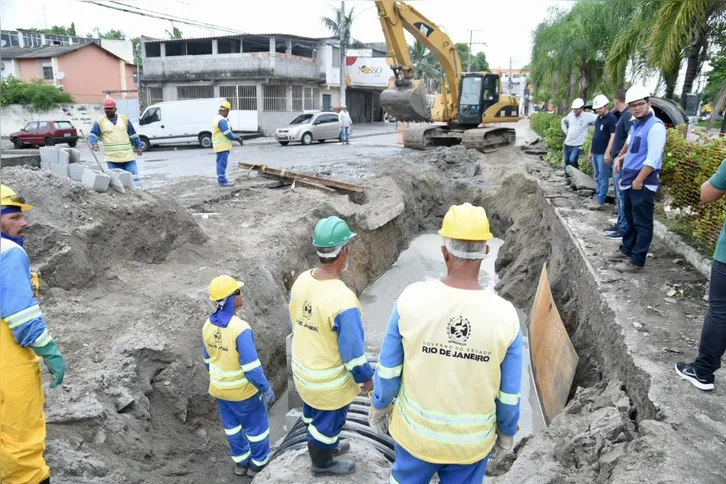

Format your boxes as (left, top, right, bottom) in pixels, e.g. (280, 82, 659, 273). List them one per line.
(10, 121, 78, 148)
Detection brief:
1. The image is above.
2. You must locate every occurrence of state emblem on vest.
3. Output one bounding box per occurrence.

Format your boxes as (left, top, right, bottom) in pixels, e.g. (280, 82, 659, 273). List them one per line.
(447, 316, 471, 345)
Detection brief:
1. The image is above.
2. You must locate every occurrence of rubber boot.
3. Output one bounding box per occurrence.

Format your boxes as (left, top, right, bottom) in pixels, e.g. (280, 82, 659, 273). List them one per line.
(308, 442, 356, 477)
(234, 464, 248, 476)
(334, 439, 350, 457)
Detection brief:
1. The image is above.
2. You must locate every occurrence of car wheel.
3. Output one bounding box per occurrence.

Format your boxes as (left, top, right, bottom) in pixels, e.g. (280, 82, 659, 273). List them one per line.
(199, 133, 213, 149)
(279, 141, 289, 146)
(301, 132, 313, 145)
(44, 137, 55, 147)
(140, 137, 151, 152)
(12, 138, 23, 149)
(67, 140, 77, 148)
(318, 139, 326, 143)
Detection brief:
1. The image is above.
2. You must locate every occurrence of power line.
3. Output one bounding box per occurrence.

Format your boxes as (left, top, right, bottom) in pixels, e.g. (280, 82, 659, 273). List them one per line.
(107, 0, 238, 33)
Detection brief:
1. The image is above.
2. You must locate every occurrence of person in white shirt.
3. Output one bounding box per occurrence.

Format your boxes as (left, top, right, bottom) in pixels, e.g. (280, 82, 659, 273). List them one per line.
(561, 98, 598, 177)
(339, 106, 352, 145)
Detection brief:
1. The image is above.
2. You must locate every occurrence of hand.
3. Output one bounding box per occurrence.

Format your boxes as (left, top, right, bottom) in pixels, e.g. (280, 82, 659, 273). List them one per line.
(490, 431, 514, 466)
(236, 135, 243, 141)
(614, 156, 623, 173)
(605, 153, 612, 165)
(588, 152, 593, 164)
(33, 340, 65, 388)
(368, 402, 393, 435)
(91, 144, 99, 152)
(135, 148, 143, 156)
(361, 379, 374, 394)
(261, 388, 275, 408)
(632, 179, 644, 191)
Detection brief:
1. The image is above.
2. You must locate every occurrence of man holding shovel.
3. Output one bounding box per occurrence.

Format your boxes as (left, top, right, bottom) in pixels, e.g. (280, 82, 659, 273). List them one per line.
(88, 98, 143, 183)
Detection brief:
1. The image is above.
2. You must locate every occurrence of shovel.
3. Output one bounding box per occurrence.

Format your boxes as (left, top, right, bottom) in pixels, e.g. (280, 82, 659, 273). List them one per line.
(79, 129, 126, 194)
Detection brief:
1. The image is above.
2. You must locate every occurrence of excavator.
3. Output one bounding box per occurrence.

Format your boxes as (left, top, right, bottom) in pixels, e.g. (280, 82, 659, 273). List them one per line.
(375, 1, 520, 151)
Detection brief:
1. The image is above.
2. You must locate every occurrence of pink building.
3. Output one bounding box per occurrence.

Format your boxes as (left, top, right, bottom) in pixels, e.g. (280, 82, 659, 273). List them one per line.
(2, 43, 138, 103)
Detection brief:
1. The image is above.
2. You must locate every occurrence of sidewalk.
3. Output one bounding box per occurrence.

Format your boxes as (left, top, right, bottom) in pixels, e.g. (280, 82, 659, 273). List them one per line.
(244, 121, 399, 146)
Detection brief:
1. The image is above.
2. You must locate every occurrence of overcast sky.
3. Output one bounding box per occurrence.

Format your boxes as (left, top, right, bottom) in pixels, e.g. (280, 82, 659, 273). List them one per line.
(1, 0, 576, 68)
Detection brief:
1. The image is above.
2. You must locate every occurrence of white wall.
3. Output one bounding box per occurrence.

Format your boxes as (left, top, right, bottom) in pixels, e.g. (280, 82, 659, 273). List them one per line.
(1, 59, 17, 80)
(100, 39, 135, 64)
(1, 103, 105, 137)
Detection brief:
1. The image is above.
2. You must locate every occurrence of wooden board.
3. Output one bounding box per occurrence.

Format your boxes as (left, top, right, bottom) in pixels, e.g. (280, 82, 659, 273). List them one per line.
(529, 263, 579, 425)
(238, 163, 364, 193)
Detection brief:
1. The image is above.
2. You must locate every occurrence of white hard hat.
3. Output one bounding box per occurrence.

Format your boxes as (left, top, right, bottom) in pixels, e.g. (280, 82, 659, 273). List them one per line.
(341, 105, 347, 109)
(592, 94, 609, 109)
(571, 98, 585, 109)
(625, 85, 650, 104)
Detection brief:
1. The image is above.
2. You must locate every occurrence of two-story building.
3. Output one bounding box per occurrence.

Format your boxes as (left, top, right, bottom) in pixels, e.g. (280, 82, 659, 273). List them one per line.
(491, 68, 531, 116)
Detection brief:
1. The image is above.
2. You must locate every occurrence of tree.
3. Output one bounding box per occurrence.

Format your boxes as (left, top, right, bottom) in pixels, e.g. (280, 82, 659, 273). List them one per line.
(166, 23, 183, 40)
(321, 4, 359, 108)
(90, 28, 126, 40)
(454, 43, 489, 72)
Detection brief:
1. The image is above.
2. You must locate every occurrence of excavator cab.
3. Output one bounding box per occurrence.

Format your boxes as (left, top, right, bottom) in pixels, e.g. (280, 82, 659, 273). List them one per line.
(458, 73, 500, 126)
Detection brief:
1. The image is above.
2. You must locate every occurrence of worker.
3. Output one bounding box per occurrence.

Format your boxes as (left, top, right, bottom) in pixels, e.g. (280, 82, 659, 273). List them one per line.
(611, 85, 666, 273)
(561, 98, 597, 177)
(289, 216, 374, 477)
(203, 275, 276, 478)
(587, 94, 617, 211)
(212, 101, 244, 187)
(369, 203, 522, 483)
(89, 98, 143, 184)
(1, 184, 65, 484)
(603, 89, 632, 241)
(339, 106, 352, 145)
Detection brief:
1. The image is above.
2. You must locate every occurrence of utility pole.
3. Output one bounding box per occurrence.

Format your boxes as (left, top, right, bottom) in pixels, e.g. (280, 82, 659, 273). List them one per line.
(508, 56, 513, 95)
(339, 1, 347, 109)
(466, 29, 483, 72)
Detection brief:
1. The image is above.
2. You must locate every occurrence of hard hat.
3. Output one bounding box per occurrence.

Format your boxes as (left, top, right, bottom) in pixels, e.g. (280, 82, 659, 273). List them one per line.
(571, 98, 585, 109)
(438, 203, 493, 241)
(103, 98, 117, 109)
(625, 85, 650, 104)
(341, 105, 346, 109)
(220, 101, 232, 110)
(592, 94, 609, 109)
(0, 185, 33, 211)
(312, 216, 356, 248)
(209, 275, 244, 301)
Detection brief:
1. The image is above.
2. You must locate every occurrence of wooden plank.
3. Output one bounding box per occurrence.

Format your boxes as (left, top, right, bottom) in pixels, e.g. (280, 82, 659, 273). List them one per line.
(238, 163, 364, 193)
(529, 263, 578, 425)
(294, 180, 337, 194)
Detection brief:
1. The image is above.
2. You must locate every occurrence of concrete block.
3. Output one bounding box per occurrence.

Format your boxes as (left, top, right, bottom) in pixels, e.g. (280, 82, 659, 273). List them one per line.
(287, 390, 303, 410)
(39, 147, 59, 165)
(49, 159, 70, 178)
(367, 202, 405, 231)
(285, 408, 302, 430)
(69, 163, 92, 181)
(61, 148, 81, 164)
(82, 169, 110, 193)
(108, 169, 135, 190)
(40, 160, 50, 171)
(55, 150, 70, 165)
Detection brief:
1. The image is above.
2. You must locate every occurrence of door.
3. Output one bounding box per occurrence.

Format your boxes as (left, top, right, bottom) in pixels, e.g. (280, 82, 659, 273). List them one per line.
(36, 122, 51, 143)
(21, 122, 38, 144)
(322, 94, 331, 112)
(458, 75, 486, 125)
(138, 107, 163, 141)
(327, 114, 341, 138)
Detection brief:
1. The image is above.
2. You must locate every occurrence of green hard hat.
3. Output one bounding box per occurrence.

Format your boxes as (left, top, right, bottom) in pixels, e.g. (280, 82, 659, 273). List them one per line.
(313, 216, 356, 248)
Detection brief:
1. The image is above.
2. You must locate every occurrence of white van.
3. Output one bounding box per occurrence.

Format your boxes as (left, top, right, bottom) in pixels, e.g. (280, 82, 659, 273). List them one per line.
(136, 98, 226, 151)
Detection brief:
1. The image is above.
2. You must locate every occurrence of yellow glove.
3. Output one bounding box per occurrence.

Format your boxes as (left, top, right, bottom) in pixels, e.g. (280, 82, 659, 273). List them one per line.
(31, 272, 40, 297)
(367, 391, 393, 435)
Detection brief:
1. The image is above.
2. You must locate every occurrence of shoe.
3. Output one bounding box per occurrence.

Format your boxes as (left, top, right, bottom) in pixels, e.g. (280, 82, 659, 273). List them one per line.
(675, 362, 714, 391)
(246, 464, 266, 478)
(604, 225, 619, 233)
(586, 201, 604, 211)
(218, 181, 235, 187)
(334, 439, 350, 456)
(234, 464, 249, 476)
(605, 231, 623, 240)
(613, 262, 643, 273)
(308, 443, 356, 477)
(607, 250, 629, 262)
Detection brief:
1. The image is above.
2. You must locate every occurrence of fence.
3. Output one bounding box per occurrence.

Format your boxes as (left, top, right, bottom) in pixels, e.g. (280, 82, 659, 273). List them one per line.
(219, 85, 258, 111)
(177, 85, 214, 100)
(263, 85, 287, 112)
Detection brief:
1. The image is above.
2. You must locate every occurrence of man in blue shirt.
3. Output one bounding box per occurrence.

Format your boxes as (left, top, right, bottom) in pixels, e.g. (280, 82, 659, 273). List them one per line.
(604, 89, 632, 240)
(610, 85, 666, 273)
(587, 95, 617, 210)
(676, 160, 726, 391)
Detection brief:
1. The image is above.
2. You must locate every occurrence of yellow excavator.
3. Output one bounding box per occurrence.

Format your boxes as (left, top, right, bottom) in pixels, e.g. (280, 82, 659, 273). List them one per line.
(375, 1, 520, 151)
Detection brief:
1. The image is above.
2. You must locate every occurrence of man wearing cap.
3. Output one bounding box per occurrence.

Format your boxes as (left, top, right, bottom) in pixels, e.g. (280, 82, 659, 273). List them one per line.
(1, 184, 65, 484)
(89, 98, 143, 183)
(203, 275, 275, 478)
(368, 203, 522, 483)
(561, 98, 597, 177)
(339, 106, 352, 145)
(212, 101, 244, 186)
(289, 216, 374, 477)
(610, 85, 666, 273)
(587, 94, 618, 210)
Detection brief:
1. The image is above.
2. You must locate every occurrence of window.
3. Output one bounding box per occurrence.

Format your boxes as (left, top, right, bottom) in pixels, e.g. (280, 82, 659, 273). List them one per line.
(304, 87, 320, 110)
(54, 121, 74, 129)
(218, 38, 241, 54)
(263, 85, 287, 112)
(219, 85, 257, 111)
(177, 85, 214, 100)
(186, 40, 213, 55)
(292, 86, 303, 111)
(140, 107, 161, 125)
(42, 65, 53, 80)
(24, 122, 38, 131)
(332, 46, 340, 67)
(1, 32, 20, 47)
(147, 87, 163, 106)
(290, 114, 313, 124)
(145, 43, 161, 58)
(37, 122, 49, 131)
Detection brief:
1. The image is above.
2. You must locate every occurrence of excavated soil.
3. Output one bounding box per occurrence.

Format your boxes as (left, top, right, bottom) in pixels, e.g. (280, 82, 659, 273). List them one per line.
(8, 123, 726, 483)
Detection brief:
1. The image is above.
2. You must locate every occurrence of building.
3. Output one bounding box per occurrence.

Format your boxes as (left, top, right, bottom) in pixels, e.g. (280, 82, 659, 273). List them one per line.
(140, 33, 394, 135)
(491, 68, 531, 116)
(1, 43, 138, 103)
(1, 29, 135, 64)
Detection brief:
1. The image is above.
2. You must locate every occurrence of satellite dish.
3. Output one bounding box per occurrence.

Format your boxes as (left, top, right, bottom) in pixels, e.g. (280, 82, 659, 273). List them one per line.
(55, 71, 66, 80)
(1, 40, 6, 47)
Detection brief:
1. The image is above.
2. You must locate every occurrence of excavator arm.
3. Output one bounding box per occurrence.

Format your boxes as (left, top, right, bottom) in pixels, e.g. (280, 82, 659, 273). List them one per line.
(375, 1, 463, 122)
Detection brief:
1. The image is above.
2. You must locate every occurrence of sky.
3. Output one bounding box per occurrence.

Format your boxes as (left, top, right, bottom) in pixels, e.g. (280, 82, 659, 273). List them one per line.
(0, 0, 577, 69)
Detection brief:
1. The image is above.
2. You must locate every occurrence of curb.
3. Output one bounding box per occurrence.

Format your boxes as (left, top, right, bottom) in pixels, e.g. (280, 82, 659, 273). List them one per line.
(244, 130, 398, 146)
(653, 220, 712, 279)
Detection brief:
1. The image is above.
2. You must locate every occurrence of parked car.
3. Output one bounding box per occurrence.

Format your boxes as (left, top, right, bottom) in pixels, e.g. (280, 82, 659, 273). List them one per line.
(275, 112, 342, 146)
(10, 121, 78, 148)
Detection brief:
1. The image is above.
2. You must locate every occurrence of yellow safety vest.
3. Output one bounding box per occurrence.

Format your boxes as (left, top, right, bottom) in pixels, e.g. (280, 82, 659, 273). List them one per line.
(389, 280, 520, 465)
(98, 115, 135, 163)
(202, 316, 259, 402)
(290, 270, 361, 411)
(0, 239, 50, 484)
(212, 114, 234, 153)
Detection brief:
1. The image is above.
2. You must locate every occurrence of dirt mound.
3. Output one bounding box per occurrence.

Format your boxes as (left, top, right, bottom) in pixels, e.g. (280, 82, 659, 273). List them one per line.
(2, 167, 207, 290)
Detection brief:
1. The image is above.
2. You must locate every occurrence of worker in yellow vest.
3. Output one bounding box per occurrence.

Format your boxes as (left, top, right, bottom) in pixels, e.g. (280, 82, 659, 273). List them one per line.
(369, 203, 523, 483)
(89, 98, 143, 183)
(212, 101, 244, 186)
(203, 275, 275, 478)
(1, 184, 65, 484)
(289, 216, 375, 477)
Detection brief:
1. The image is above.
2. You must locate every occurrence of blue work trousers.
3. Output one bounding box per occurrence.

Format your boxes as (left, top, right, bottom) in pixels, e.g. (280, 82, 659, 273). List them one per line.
(620, 187, 655, 267)
(302, 402, 349, 450)
(391, 442, 490, 484)
(216, 394, 271, 468)
(107, 160, 140, 183)
(612, 170, 630, 234)
(592, 154, 611, 205)
(563, 144, 581, 176)
(216, 151, 230, 184)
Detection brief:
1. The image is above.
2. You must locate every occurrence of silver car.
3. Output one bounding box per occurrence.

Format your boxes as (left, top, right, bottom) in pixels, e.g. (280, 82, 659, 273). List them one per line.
(275, 112, 342, 146)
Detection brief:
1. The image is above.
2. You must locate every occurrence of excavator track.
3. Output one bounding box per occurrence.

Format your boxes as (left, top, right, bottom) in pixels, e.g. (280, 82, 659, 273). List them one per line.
(402, 125, 439, 150)
(461, 127, 516, 152)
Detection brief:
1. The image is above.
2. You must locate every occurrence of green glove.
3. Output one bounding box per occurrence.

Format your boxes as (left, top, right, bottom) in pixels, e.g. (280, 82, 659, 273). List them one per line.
(32, 340, 65, 388)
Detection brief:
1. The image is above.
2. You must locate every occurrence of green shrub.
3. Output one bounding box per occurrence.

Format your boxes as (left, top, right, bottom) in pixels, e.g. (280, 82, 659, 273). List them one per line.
(0, 76, 74, 111)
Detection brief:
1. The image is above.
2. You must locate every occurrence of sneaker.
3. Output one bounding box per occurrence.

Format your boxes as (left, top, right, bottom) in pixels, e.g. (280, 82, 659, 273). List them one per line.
(675, 362, 715, 391)
(247, 464, 266, 478)
(604, 225, 619, 233)
(605, 231, 623, 240)
(613, 262, 643, 273)
(234, 464, 249, 476)
(607, 250, 629, 262)
(586, 201, 605, 211)
(218, 181, 235, 187)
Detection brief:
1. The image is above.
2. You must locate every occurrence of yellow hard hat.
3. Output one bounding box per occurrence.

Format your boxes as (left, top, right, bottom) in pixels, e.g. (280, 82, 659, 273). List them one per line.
(438, 203, 493, 241)
(209, 275, 244, 301)
(0, 184, 33, 211)
(220, 101, 232, 110)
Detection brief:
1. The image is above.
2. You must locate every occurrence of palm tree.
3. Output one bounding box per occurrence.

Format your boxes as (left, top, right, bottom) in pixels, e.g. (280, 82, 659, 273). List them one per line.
(321, 5, 357, 108)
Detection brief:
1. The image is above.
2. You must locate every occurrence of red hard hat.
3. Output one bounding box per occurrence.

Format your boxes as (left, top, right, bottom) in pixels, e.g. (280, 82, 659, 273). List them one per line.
(103, 98, 117, 108)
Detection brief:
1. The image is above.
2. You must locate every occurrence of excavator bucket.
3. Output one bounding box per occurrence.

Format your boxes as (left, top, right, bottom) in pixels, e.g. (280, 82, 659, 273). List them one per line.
(380, 79, 432, 123)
